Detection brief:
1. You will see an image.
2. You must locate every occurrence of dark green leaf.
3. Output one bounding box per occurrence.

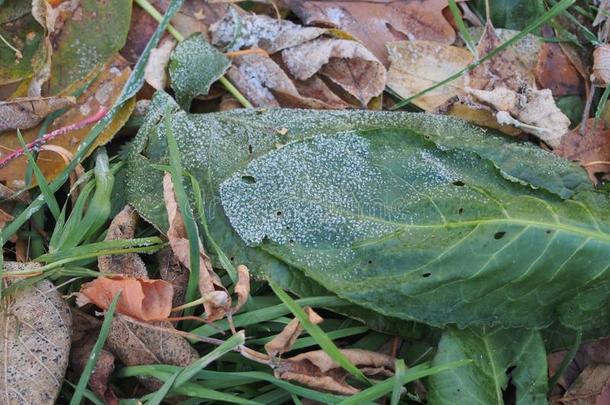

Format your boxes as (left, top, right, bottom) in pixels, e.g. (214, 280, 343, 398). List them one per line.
(126, 92, 607, 330)
(428, 327, 547, 405)
(169, 33, 231, 109)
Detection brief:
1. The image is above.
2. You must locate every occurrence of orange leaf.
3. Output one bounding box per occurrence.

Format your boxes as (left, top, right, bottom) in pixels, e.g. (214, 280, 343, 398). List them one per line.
(77, 276, 173, 321)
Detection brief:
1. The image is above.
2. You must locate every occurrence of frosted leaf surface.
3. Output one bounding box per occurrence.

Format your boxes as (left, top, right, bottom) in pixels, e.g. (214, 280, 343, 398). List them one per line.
(169, 33, 230, 109)
(127, 91, 610, 330)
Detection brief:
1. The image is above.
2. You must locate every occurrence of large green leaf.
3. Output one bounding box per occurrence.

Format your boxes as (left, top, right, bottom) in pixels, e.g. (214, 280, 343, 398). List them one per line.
(126, 92, 608, 330)
(428, 327, 547, 405)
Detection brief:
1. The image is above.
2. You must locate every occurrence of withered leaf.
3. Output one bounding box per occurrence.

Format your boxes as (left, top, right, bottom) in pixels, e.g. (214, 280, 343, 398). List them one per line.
(98, 205, 148, 278)
(232, 264, 250, 315)
(276, 348, 396, 394)
(265, 307, 322, 357)
(159, 246, 189, 315)
(554, 119, 610, 182)
(560, 364, 610, 405)
(0, 96, 75, 132)
(77, 276, 173, 322)
(387, 40, 473, 111)
(163, 173, 228, 322)
(535, 42, 585, 97)
(105, 314, 198, 390)
(286, 0, 458, 66)
(144, 38, 176, 91)
(0, 262, 72, 404)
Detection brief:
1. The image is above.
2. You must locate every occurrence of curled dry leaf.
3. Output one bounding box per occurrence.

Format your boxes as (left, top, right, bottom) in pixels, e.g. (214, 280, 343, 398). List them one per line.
(559, 364, 610, 405)
(285, 0, 458, 66)
(593, 44, 610, 87)
(226, 54, 349, 108)
(163, 173, 229, 322)
(144, 38, 176, 91)
(265, 307, 322, 357)
(77, 276, 173, 322)
(386, 40, 473, 111)
(98, 205, 148, 278)
(232, 264, 250, 314)
(106, 314, 198, 390)
(282, 38, 386, 107)
(0, 56, 135, 189)
(0, 96, 75, 132)
(0, 262, 72, 405)
(467, 86, 570, 148)
(276, 348, 396, 395)
(535, 42, 585, 97)
(555, 119, 610, 183)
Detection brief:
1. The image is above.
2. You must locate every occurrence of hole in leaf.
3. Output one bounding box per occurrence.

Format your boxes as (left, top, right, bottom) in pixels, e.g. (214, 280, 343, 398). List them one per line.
(241, 175, 256, 184)
(458, 207, 464, 215)
(286, 225, 291, 230)
(368, 260, 373, 264)
(452, 181, 465, 187)
(276, 211, 282, 216)
(230, 257, 235, 262)
(248, 144, 253, 154)
(289, 239, 295, 244)
(546, 230, 552, 234)
(494, 231, 506, 240)
(422, 272, 431, 278)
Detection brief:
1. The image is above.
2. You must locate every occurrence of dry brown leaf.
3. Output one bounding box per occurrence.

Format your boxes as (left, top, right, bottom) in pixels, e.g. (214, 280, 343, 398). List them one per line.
(276, 348, 396, 394)
(226, 54, 348, 108)
(286, 0, 458, 66)
(554, 119, 610, 182)
(282, 38, 386, 107)
(233, 264, 250, 314)
(210, 13, 327, 53)
(265, 307, 323, 357)
(386, 40, 473, 111)
(77, 276, 174, 322)
(559, 364, 610, 405)
(98, 205, 148, 278)
(0, 56, 135, 189)
(0, 262, 72, 404)
(163, 173, 229, 322)
(445, 101, 522, 136)
(158, 247, 189, 316)
(144, 38, 176, 91)
(0, 96, 76, 132)
(105, 314, 198, 390)
(466, 86, 569, 147)
(535, 42, 585, 97)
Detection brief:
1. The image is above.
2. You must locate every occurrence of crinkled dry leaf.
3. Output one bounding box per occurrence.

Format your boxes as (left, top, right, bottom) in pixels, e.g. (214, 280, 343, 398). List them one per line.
(144, 38, 176, 91)
(0, 56, 135, 188)
(276, 348, 395, 394)
(555, 119, 610, 182)
(0, 96, 75, 132)
(210, 13, 327, 53)
(282, 38, 386, 107)
(163, 173, 228, 322)
(467, 86, 570, 147)
(105, 314, 198, 390)
(0, 262, 72, 404)
(98, 205, 148, 278)
(387, 40, 473, 111)
(232, 264, 250, 314)
(265, 306, 322, 357)
(286, 0, 458, 66)
(226, 54, 348, 108)
(77, 276, 173, 322)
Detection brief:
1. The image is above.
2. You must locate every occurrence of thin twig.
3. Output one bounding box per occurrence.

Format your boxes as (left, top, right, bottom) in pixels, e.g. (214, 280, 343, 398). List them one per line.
(0, 107, 108, 169)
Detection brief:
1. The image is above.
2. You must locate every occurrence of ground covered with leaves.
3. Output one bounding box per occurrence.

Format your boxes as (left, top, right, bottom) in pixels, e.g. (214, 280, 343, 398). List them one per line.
(2, 0, 610, 404)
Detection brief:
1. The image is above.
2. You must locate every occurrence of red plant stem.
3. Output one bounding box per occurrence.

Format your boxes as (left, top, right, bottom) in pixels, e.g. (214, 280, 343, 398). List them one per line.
(0, 106, 109, 169)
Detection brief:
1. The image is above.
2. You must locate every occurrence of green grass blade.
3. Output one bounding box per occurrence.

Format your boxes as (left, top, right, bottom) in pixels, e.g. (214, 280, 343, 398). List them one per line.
(146, 371, 179, 405)
(37, 237, 164, 263)
(596, 85, 610, 123)
(448, 0, 477, 57)
(64, 381, 105, 405)
(164, 105, 201, 309)
(69, 291, 121, 405)
(337, 360, 471, 405)
(390, 0, 576, 110)
(0, 0, 185, 243)
(390, 359, 407, 405)
(16, 129, 61, 220)
(269, 282, 370, 385)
